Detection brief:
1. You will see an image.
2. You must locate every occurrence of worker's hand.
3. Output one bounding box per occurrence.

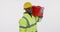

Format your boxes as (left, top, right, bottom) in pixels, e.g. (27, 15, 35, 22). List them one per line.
(39, 7, 44, 18)
(39, 16, 43, 18)
(41, 7, 44, 14)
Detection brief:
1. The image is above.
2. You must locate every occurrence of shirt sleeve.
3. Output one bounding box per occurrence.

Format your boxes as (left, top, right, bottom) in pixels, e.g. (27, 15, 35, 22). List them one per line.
(36, 17, 43, 22)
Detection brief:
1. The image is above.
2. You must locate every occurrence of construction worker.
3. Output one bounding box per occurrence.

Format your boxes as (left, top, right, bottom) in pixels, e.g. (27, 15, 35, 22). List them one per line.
(19, 2, 43, 32)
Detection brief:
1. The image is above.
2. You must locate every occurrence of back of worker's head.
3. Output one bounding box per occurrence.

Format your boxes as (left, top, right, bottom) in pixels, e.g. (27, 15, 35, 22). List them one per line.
(24, 2, 32, 9)
(24, 2, 32, 13)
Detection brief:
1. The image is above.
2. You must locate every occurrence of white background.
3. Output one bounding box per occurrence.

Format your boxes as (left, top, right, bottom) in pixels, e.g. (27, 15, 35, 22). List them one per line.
(0, 0, 60, 32)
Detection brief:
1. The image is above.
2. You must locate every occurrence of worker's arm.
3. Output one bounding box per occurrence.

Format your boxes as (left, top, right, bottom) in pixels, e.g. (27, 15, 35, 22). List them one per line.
(19, 17, 27, 32)
(38, 17, 43, 22)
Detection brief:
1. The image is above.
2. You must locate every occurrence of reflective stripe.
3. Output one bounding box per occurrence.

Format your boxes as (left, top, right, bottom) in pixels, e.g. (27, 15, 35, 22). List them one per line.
(30, 22, 37, 27)
(20, 16, 30, 28)
(23, 16, 30, 26)
(20, 16, 37, 28)
(20, 23, 36, 28)
(20, 26, 27, 28)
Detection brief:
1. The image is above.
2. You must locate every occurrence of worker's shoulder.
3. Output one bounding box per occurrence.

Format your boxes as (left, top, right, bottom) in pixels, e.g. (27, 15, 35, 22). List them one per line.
(23, 12, 30, 17)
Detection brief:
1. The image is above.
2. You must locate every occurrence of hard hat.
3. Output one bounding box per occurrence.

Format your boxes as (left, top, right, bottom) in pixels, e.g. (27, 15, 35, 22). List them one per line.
(32, 6, 43, 17)
(24, 2, 32, 8)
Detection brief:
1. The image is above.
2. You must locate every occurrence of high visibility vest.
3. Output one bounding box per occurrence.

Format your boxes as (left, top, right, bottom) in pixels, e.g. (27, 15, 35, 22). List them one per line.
(19, 13, 42, 32)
